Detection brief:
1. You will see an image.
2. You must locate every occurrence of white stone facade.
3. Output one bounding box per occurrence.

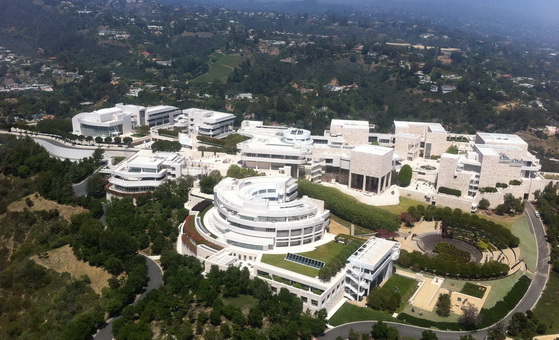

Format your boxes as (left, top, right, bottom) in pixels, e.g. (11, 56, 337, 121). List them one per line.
(206, 176, 330, 251)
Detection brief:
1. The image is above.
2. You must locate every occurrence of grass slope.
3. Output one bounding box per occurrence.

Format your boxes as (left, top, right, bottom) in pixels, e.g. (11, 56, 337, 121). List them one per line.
(533, 271, 559, 333)
(190, 53, 242, 84)
(329, 302, 399, 326)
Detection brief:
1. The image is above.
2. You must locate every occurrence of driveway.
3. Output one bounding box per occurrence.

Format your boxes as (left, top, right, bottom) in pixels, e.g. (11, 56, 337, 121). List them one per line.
(93, 255, 163, 340)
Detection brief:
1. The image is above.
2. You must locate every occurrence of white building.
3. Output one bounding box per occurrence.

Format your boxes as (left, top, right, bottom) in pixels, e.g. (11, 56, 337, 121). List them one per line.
(72, 106, 134, 137)
(181, 108, 235, 139)
(179, 175, 400, 313)
(205, 176, 330, 250)
(238, 122, 314, 178)
(437, 132, 541, 203)
(102, 150, 185, 198)
(72, 103, 180, 137)
(237, 120, 398, 194)
(345, 237, 400, 301)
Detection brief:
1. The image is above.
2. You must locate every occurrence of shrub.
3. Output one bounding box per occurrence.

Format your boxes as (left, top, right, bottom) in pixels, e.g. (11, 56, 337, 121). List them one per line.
(479, 187, 498, 193)
(410, 204, 519, 248)
(496, 183, 508, 189)
(478, 199, 490, 210)
(398, 249, 509, 279)
(509, 180, 522, 186)
(298, 180, 400, 232)
(398, 165, 412, 187)
(438, 187, 461, 197)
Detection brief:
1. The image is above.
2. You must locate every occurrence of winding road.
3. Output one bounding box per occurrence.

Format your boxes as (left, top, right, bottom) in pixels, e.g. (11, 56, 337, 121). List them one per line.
(93, 255, 164, 340)
(320, 202, 550, 339)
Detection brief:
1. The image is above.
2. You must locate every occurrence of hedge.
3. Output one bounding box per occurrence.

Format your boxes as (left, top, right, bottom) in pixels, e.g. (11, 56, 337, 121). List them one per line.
(397, 313, 464, 330)
(398, 249, 509, 279)
(297, 180, 400, 232)
(478, 275, 531, 328)
(408, 204, 519, 248)
(438, 187, 461, 197)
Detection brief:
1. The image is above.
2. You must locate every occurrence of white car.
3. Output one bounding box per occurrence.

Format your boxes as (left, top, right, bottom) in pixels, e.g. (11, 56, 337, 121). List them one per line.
(535, 211, 540, 218)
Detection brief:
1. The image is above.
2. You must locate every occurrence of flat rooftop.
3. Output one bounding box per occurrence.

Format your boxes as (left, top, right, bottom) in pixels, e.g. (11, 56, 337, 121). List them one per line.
(394, 120, 447, 133)
(476, 132, 527, 146)
(330, 119, 369, 130)
(352, 144, 392, 156)
(348, 237, 398, 268)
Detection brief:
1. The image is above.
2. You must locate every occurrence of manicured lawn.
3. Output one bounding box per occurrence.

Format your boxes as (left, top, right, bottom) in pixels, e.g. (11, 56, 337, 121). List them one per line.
(460, 282, 487, 299)
(533, 271, 559, 333)
(382, 274, 419, 305)
(190, 53, 242, 84)
(299, 241, 346, 263)
(378, 197, 428, 215)
(329, 302, 399, 326)
(477, 212, 521, 230)
(223, 295, 258, 312)
(260, 253, 319, 277)
(260, 241, 347, 277)
(402, 305, 460, 323)
(511, 215, 537, 276)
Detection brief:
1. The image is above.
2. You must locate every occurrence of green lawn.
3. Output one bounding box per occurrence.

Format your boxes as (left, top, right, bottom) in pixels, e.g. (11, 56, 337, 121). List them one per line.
(378, 197, 428, 215)
(223, 295, 258, 312)
(190, 53, 242, 84)
(329, 302, 399, 326)
(533, 271, 559, 333)
(511, 215, 537, 276)
(260, 241, 346, 277)
(382, 274, 419, 308)
(460, 282, 487, 299)
(260, 254, 319, 277)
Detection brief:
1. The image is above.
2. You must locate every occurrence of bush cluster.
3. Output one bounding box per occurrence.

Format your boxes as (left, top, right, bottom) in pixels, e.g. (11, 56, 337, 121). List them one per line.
(398, 249, 509, 279)
(407, 205, 519, 248)
(438, 186, 461, 197)
(318, 240, 362, 281)
(298, 180, 400, 232)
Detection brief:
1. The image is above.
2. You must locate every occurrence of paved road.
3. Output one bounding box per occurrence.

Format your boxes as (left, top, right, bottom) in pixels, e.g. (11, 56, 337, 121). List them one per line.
(94, 255, 164, 340)
(321, 203, 550, 339)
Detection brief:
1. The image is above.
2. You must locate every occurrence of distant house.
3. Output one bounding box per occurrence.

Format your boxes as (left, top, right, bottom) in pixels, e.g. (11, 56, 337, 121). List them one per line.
(441, 85, 456, 94)
(430, 85, 439, 93)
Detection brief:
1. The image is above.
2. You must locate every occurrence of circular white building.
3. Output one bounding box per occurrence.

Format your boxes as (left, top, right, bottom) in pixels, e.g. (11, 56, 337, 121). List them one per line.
(203, 176, 330, 251)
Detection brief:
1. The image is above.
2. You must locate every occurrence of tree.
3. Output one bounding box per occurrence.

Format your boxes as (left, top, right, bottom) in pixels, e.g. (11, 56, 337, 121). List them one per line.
(421, 330, 438, 340)
(122, 136, 133, 145)
(86, 173, 106, 199)
(487, 321, 506, 340)
(134, 125, 150, 136)
(151, 140, 182, 152)
(459, 335, 475, 340)
(370, 321, 399, 340)
(398, 164, 412, 187)
(247, 307, 263, 328)
(199, 170, 223, 194)
(95, 136, 103, 144)
(113, 136, 122, 144)
(85, 136, 93, 144)
(446, 145, 459, 154)
(459, 304, 481, 329)
(478, 198, 490, 210)
(435, 293, 451, 317)
(104, 136, 112, 143)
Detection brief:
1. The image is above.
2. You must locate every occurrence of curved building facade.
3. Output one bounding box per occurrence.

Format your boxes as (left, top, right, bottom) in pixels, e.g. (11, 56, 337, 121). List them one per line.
(205, 176, 330, 251)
